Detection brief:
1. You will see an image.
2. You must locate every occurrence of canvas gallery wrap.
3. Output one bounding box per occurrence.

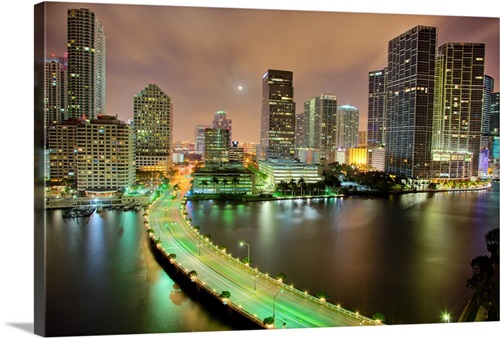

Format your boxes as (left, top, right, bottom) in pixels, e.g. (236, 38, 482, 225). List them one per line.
(34, 1, 499, 337)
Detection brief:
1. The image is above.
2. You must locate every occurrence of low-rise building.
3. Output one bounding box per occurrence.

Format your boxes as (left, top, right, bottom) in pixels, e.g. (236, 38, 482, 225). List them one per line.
(258, 159, 323, 190)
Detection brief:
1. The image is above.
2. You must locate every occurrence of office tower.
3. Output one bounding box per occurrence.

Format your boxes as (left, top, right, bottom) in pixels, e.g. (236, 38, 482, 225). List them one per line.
(295, 112, 305, 149)
(45, 54, 67, 130)
(212, 111, 232, 145)
(48, 116, 135, 194)
(483, 76, 494, 136)
(133, 84, 173, 175)
(433, 42, 485, 177)
(260, 69, 296, 160)
(385, 26, 437, 179)
(66, 8, 106, 119)
(195, 124, 210, 155)
(491, 92, 499, 135)
(367, 68, 387, 147)
(336, 104, 359, 149)
(302, 94, 338, 163)
(204, 128, 230, 166)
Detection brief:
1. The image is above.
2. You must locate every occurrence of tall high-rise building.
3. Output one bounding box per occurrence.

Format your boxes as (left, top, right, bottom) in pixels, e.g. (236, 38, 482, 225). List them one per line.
(295, 112, 305, 149)
(385, 26, 437, 179)
(133, 84, 173, 175)
(433, 42, 485, 177)
(260, 69, 296, 160)
(483, 75, 494, 136)
(336, 104, 359, 150)
(491, 92, 500, 135)
(45, 54, 68, 129)
(212, 111, 232, 145)
(367, 68, 387, 147)
(67, 8, 106, 120)
(195, 124, 210, 155)
(204, 128, 230, 166)
(302, 94, 338, 163)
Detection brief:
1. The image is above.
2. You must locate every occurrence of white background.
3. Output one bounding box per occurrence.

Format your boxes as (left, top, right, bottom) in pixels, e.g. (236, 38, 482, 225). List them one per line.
(1, 1, 498, 338)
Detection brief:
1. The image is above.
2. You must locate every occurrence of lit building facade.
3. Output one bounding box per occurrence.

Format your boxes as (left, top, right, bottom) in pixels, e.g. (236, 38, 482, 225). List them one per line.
(48, 116, 135, 194)
(367, 68, 387, 147)
(204, 128, 230, 166)
(258, 159, 322, 190)
(432, 42, 485, 178)
(369, 147, 386, 172)
(133, 84, 173, 175)
(385, 26, 436, 179)
(490, 92, 499, 135)
(67, 8, 106, 119)
(348, 147, 368, 167)
(195, 124, 210, 156)
(212, 111, 232, 146)
(302, 94, 338, 163)
(336, 104, 359, 149)
(45, 54, 67, 130)
(260, 69, 296, 160)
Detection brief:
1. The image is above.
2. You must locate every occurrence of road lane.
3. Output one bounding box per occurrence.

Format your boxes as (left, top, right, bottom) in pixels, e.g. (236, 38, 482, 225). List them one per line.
(146, 182, 380, 329)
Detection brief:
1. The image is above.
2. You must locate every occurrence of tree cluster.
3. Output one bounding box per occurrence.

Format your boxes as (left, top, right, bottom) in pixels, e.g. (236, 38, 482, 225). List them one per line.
(466, 228, 499, 321)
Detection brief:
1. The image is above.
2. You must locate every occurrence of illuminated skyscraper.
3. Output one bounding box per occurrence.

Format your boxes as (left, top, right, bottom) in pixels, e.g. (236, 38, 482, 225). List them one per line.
(133, 84, 173, 175)
(385, 26, 437, 179)
(302, 94, 338, 163)
(45, 54, 67, 129)
(336, 104, 359, 150)
(260, 69, 296, 160)
(204, 128, 230, 166)
(491, 92, 500, 135)
(433, 42, 485, 177)
(212, 111, 232, 146)
(367, 68, 387, 147)
(195, 124, 210, 155)
(66, 8, 106, 119)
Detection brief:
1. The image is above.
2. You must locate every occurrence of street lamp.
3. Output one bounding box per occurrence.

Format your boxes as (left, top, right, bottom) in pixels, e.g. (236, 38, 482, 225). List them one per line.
(239, 241, 250, 266)
(273, 289, 284, 326)
(442, 312, 451, 323)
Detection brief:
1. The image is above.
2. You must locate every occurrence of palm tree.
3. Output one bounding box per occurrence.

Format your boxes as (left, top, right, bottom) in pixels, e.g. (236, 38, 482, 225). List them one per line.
(221, 178, 229, 193)
(200, 180, 208, 194)
(276, 181, 288, 196)
(298, 177, 306, 196)
(211, 177, 219, 194)
(231, 177, 240, 189)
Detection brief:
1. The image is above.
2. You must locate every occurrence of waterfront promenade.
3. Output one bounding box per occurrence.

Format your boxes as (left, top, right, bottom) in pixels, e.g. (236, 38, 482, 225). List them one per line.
(146, 179, 381, 329)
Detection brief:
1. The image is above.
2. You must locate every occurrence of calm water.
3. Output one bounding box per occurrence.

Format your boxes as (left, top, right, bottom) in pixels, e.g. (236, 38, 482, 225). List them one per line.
(45, 183, 499, 335)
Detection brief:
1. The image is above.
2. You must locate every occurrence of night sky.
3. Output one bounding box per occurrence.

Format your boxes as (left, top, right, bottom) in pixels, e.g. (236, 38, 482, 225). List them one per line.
(44, 1, 499, 143)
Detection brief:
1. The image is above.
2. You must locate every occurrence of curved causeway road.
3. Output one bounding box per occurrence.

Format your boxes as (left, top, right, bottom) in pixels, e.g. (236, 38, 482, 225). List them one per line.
(147, 180, 381, 329)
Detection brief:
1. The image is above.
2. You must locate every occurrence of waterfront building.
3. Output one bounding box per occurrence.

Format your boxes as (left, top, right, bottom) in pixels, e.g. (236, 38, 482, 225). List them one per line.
(258, 159, 323, 190)
(204, 128, 230, 166)
(66, 8, 106, 119)
(335, 148, 347, 164)
(212, 111, 232, 146)
(295, 112, 305, 149)
(432, 42, 485, 178)
(302, 94, 338, 163)
(260, 69, 296, 160)
(385, 26, 437, 179)
(367, 68, 387, 147)
(133, 84, 173, 176)
(48, 115, 135, 195)
(482, 75, 494, 148)
(336, 104, 359, 150)
(195, 124, 210, 156)
(191, 167, 255, 195)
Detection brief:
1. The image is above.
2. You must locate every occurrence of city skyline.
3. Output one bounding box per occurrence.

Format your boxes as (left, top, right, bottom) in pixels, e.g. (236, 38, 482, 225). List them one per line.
(44, 2, 499, 144)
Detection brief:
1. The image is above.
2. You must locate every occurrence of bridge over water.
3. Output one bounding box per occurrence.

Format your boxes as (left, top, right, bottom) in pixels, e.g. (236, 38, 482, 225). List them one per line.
(146, 180, 382, 329)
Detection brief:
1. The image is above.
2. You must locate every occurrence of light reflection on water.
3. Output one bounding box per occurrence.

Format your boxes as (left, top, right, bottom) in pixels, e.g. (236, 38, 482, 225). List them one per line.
(45, 208, 233, 337)
(189, 183, 499, 325)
